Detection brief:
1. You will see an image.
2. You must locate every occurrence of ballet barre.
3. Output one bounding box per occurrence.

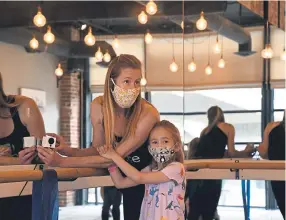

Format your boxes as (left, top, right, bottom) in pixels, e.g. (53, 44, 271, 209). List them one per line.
(0, 159, 284, 198)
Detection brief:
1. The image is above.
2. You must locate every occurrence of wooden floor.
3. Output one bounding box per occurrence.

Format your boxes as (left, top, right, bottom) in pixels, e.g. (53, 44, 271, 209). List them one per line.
(59, 205, 283, 220)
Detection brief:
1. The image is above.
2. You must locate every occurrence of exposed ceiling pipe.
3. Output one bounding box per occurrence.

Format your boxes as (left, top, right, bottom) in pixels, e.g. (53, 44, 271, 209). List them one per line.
(186, 14, 255, 56)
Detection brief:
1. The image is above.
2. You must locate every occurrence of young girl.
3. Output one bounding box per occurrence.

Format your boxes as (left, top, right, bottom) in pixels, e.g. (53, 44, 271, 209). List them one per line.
(97, 120, 186, 220)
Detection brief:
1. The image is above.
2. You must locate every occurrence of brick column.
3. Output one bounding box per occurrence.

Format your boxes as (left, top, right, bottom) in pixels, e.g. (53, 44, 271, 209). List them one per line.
(58, 65, 81, 207)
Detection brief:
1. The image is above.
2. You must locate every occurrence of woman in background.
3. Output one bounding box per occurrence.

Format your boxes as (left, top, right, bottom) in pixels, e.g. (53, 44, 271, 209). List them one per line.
(187, 106, 255, 220)
(0, 72, 45, 219)
(258, 111, 285, 219)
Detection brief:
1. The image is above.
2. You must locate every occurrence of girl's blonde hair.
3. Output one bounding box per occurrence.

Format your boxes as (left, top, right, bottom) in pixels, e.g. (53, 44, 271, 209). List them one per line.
(102, 54, 142, 147)
(149, 120, 184, 170)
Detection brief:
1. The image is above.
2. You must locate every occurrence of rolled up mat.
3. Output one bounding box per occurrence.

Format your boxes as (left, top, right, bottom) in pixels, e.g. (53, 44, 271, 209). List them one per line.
(32, 169, 59, 220)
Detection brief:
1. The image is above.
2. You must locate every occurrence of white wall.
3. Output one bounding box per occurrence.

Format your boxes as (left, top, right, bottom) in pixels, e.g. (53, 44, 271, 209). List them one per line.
(0, 42, 60, 133)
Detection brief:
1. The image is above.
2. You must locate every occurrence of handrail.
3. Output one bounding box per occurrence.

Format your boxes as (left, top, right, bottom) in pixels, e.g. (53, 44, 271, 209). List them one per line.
(0, 159, 284, 183)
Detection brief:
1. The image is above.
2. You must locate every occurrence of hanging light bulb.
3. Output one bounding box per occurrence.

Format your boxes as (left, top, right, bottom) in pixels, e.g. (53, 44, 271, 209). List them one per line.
(188, 60, 197, 72)
(112, 36, 119, 48)
(261, 44, 274, 59)
(55, 63, 63, 77)
(138, 11, 148, 24)
(81, 24, 87, 30)
(169, 58, 178, 72)
(103, 50, 111, 63)
(146, 0, 157, 15)
(43, 25, 55, 44)
(214, 36, 221, 54)
(205, 64, 212, 75)
(281, 48, 286, 61)
(29, 36, 39, 49)
(218, 57, 226, 68)
(95, 47, 103, 61)
(196, 11, 207, 31)
(141, 77, 147, 86)
(33, 6, 46, 27)
(84, 27, 96, 46)
(145, 31, 153, 44)
(181, 21, 184, 30)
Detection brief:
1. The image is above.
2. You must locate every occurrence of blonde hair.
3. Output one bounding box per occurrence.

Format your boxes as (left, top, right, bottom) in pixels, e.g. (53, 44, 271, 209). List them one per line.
(202, 106, 225, 136)
(102, 54, 142, 147)
(149, 120, 184, 170)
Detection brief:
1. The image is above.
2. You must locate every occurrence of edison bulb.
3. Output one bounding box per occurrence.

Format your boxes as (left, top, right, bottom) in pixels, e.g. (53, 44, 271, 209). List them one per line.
(55, 64, 63, 77)
(205, 65, 212, 75)
(214, 42, 221, 54)
(146, 0, 157, 15)
(281, 49, 286, 61)
(33, 7, 46, 27)
(196, 11, 207, 31)
(138, 11, 148, 24)
(141, 78, 147, 86)
(44, 26, 55, 44)
(261, 44, 273, 59)
(145, 32, 153, 44)
(112, 36, 119, 48)
(103, 51, 111, 63)
(218, 58, 225, 68)
(29, 36, 39, 49)
(181, 21, 184, 30)
(84, 27, 96, 46)
(188, 61, 197, 72)
(169, 60, 178, 72)
(95, 47, 103, 61)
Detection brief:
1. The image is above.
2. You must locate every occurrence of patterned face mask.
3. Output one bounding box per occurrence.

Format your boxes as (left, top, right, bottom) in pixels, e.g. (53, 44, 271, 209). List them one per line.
(111, 78, 140, 108)
(148, 144, 176, 163)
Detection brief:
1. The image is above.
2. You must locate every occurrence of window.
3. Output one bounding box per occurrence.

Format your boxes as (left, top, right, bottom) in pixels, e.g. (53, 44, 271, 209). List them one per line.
(274, 88, 286, 110)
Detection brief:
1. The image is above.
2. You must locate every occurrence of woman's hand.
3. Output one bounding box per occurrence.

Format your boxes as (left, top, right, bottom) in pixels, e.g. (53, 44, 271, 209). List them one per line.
(244, 143, 256, 157)
(37, 146, 63, 167)
(18, 147, 37, 164)
(45, 133, 70, 156)
(0, 146, 12, 157)
(97, 145, 116, 160)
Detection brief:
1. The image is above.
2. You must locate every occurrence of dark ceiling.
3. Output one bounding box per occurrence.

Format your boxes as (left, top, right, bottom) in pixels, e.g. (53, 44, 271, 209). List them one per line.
(0, 1, 265, 59)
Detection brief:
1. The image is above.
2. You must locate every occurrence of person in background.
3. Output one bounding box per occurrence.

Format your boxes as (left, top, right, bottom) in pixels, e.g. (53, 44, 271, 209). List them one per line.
(37, 54, 160, 220)
(0, 72, 45, 219)
(101, 186, 122, 220)
(98, 120, 186, 220)
(187, 106, 255, 220)
(258, 111, 285, 219)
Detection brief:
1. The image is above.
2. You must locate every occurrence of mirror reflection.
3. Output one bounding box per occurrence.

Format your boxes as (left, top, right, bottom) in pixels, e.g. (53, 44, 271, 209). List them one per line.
(0, 1, 285, 220)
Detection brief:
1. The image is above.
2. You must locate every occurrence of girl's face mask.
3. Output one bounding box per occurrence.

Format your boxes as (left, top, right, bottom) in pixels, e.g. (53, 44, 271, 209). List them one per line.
(148, 144, 176, 163)
(111, 79, 140, 108)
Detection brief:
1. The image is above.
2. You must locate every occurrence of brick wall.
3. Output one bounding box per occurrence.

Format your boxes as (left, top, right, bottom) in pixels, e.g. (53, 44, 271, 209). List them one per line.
(58, 62, 81, 207)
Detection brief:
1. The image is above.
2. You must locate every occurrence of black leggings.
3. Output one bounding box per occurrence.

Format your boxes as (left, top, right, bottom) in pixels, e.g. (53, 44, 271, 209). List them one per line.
(187, 180, 222, 220)
(271, 181, 285, 219)
(121, 184, 145, 220)
(102, 186, 122, 220)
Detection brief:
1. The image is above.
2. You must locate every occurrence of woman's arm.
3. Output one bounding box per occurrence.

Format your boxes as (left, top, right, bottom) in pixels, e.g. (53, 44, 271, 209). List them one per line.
(225, 124, 252, 158)
(38, 102, 160, 168)
(258, 122, 277, 159)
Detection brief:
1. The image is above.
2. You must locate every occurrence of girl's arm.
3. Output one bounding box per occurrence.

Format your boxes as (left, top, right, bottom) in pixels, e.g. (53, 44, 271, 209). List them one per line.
(108, 165, 150, 189)
(111, 153, 169, 184)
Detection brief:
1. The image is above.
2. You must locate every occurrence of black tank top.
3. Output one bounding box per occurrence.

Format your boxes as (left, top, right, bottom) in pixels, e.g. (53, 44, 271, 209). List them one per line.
(195, 125, 227, 159)
(268, 123, 285, 161)
(0, 106, 30, 156)
(115, 135, 152, 171)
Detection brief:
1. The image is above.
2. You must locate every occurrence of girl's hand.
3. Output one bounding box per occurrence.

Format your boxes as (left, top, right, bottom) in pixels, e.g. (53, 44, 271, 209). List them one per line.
(97, 145, 116, 159)
(37, 146, 63, 167)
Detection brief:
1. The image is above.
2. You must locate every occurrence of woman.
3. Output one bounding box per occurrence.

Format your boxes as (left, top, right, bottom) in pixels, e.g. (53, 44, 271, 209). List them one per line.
(258, 111, 285, 219)
(187, 106, 255, 220)
(37, 54, 160, 220)
(0, 72, 45, 219)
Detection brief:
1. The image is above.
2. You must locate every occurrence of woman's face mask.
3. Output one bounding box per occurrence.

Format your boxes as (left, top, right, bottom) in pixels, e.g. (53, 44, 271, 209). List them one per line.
(111, 78, 140, 108)
(148, 144, 176, 163)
